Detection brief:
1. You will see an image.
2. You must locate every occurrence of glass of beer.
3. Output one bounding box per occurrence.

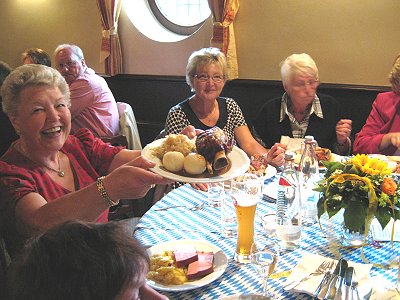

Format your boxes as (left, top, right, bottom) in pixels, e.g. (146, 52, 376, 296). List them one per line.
(230, 173, 262, 263)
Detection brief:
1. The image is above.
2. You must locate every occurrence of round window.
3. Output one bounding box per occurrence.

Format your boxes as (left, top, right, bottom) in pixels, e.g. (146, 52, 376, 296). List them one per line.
(148, 0, 211, 35)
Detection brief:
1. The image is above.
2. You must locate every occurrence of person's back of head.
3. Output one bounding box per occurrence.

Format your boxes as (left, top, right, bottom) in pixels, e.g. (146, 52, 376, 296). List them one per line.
(21, 48, 51, 67)
(0, 61, 12, 87)
(6, 221, 150, 300)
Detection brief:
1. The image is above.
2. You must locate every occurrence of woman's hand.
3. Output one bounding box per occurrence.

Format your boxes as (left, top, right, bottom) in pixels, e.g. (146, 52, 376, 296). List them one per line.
(180, 125, 203, 139)
(336, 119, 352, 145)
(266, 143, 286, 167)
(105, 156, 173, 200)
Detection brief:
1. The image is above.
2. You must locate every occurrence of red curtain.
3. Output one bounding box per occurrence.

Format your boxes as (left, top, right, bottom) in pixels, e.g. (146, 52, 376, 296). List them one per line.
(96, 0, 123, 76)
(207, 0, 240, 79)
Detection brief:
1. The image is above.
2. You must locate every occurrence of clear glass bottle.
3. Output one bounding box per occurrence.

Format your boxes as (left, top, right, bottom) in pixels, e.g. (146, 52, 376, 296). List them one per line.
(299, 135, 320, 226)
(275, 152, 301, 250)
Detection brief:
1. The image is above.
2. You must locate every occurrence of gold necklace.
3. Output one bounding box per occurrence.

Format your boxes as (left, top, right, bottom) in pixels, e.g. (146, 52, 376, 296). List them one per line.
(17, 145, 65, 177)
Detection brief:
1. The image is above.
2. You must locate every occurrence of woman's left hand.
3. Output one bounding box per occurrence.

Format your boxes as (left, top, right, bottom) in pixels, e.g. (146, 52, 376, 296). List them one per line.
(336, 119, 352, 144)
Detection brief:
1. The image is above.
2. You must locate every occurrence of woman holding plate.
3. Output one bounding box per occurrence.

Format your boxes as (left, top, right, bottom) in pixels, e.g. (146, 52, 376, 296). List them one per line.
(165, 48, 285, 170)
(0, 64, 171, 257)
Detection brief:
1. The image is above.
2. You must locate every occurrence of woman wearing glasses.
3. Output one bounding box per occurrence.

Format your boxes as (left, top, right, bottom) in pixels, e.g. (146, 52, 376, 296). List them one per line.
(253, 53, 352, 155)
(165, 48, 285, 170)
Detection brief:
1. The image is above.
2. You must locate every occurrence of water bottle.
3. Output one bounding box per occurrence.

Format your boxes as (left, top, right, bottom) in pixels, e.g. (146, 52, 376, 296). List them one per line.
(275, 152, 301, 250)
(299, 135, 319, 226)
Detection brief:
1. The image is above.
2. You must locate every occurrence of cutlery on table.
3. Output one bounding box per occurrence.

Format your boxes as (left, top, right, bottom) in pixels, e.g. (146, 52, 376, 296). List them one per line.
(333, 259, 348, 300)
(317, 259, 342, 299)
(313, 260, 336, 299)
(283, 260, 331, 290)
(344, 266, 354, 300)
(351, 280, 361, 300)
(324, 258, 347, 299)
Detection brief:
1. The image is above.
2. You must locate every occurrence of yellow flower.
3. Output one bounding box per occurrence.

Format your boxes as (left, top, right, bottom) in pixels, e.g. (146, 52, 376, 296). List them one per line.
(350, 154, 391, 175)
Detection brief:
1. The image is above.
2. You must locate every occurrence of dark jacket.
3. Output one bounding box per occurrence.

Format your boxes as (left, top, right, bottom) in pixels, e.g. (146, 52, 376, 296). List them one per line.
(253, 93, 343, 151)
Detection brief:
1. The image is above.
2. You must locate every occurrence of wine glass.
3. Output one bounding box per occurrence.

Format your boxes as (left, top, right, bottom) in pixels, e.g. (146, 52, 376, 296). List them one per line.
(250, 238, 279, 299)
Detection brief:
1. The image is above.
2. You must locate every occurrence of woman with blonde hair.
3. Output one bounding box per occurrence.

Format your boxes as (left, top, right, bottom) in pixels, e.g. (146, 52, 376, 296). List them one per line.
(354, 54, 400, 154)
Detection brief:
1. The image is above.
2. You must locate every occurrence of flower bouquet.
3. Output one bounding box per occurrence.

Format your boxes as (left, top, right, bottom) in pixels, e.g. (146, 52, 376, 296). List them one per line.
(315, 154, 400, 242)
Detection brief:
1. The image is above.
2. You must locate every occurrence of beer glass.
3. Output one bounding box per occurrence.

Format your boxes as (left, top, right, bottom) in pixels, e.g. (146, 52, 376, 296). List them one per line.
(230, 173, 262, 263)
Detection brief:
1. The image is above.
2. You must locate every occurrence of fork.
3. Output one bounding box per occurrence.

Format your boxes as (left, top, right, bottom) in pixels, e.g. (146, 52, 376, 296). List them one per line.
(283, 260, 332, 290)
(154, 202, 205, 211)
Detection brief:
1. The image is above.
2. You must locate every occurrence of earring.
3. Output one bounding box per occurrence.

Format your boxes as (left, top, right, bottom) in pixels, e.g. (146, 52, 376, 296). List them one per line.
(15, 130, 20, 136)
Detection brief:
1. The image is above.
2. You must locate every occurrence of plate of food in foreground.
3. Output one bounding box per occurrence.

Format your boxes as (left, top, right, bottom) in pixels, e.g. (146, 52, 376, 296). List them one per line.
(142, 130, 250, 183)
(146, 239, 228, 292)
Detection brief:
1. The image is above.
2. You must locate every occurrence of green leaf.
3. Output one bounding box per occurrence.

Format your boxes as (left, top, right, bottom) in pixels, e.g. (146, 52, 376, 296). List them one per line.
(343, 195, 367, 231)
(374, 207, 392, 229)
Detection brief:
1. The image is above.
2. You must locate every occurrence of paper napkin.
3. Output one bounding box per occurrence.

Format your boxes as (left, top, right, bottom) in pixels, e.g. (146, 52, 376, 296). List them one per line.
(284, 252, 372, 299)
(370, 218, 400, 242)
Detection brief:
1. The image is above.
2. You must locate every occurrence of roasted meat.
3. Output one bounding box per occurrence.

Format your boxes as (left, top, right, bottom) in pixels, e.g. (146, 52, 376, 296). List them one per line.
(195, 127, 233, 174)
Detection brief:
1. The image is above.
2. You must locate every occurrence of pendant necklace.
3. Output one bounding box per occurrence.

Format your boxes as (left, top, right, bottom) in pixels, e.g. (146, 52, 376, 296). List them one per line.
(17, 145, 65, 177)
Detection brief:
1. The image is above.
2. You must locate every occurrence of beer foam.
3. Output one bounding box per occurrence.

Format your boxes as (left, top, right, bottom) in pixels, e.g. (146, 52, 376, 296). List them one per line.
(234, 196, 259, 207)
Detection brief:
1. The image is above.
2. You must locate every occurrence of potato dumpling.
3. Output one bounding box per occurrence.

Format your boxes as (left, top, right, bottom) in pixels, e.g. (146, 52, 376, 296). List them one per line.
(162, 151, 184, 172)
(184, 153, 207, 175)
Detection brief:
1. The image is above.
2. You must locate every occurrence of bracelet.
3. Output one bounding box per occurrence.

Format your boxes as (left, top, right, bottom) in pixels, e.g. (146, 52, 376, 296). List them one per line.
(96, 176, 119, 207)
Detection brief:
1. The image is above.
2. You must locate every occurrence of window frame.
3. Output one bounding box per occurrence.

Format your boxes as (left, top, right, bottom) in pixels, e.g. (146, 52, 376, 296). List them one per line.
(148, 0, 209, 36)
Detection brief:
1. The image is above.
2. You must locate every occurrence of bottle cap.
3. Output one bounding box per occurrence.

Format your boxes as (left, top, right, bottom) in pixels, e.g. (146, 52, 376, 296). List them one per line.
(304, 135, 314, 142)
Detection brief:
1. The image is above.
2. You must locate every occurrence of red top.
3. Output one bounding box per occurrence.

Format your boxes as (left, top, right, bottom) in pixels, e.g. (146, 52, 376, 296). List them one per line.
(0, 128, 123, 256)
(354, 92, 400, 155)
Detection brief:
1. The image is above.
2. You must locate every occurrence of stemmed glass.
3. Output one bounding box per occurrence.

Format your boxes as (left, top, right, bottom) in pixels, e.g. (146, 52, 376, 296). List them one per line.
(250, 238, 279, 299)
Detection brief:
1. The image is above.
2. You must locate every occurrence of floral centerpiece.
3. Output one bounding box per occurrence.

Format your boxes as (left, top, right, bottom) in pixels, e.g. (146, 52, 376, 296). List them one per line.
(315, 154, 400, 241)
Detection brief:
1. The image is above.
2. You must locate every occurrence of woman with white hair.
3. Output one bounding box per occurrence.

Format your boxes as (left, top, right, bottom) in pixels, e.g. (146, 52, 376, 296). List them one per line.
(354, 54, 400, 154)
(253, 53, 352, 154)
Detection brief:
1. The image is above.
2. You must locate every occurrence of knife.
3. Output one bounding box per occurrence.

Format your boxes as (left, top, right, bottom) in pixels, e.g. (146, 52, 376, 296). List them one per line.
(334, 259, 348, 300)
(344, 267, 354, 300)
(318, 258, 341, 299)
(324, 258, 348, 299)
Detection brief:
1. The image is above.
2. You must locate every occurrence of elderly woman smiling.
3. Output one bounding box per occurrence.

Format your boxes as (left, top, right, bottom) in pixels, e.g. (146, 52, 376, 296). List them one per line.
(253, 53, 352, 155)
(165, 47, 285, 168)
(0, 64, 170, 256)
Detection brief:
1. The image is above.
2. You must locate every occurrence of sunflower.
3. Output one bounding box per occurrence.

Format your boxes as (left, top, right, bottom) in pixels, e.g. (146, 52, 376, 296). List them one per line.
(350, 154, 391, 175)
(316, 154, 400, 236)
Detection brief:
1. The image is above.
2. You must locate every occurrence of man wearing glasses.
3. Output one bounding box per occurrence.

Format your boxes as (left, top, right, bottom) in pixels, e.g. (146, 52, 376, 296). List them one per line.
(54, 44, 119, 138)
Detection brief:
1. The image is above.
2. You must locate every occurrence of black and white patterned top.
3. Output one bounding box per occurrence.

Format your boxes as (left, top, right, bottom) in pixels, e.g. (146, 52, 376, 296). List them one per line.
(165, 97, 247, 144)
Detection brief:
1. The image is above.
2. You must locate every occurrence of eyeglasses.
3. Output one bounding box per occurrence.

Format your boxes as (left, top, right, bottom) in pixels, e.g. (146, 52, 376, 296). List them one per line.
(194, 74, 225, 83)
(292, 79, 319, 89)
(56, 60, 78, 70)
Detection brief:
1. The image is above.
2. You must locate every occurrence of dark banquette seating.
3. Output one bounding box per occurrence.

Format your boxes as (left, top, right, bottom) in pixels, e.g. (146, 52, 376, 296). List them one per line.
(104, 74, 391, 147)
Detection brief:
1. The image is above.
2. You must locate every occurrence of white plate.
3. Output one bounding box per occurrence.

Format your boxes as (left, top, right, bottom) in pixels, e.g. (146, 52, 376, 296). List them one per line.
(146, 239, 228, 292)
(264, 165, 277, 180)
(142, 138, 250, 183)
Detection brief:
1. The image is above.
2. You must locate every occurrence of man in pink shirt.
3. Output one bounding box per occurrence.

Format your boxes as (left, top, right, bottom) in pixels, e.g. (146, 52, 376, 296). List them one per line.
(54, 44, 119, 138)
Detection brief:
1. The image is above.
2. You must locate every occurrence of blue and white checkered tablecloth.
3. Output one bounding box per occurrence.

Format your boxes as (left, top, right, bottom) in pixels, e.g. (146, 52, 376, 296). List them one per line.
(134, 177, 399, 300)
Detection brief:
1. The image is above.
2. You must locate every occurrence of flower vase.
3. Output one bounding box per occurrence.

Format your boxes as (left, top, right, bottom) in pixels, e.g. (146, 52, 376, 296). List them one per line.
(341, 222, 369, 247)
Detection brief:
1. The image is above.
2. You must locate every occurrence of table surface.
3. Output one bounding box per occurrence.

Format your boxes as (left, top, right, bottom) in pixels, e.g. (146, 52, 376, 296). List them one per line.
(134, 176, 399, 300)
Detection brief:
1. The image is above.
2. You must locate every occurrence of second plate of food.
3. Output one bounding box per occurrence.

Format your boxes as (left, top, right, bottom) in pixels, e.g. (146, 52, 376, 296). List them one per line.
(146, 239, 228, 292)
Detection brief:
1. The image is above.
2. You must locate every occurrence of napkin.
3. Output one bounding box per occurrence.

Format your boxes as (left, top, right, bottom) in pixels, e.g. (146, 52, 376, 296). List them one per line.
(370, 218, 400, 242)
(284, 252, 372, 299)
(280, 136, 304, 152)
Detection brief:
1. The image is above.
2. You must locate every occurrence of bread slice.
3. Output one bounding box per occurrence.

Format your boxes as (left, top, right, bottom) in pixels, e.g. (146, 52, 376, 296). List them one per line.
(186, 251, 214, 280)
(173, 246, 198, 268)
